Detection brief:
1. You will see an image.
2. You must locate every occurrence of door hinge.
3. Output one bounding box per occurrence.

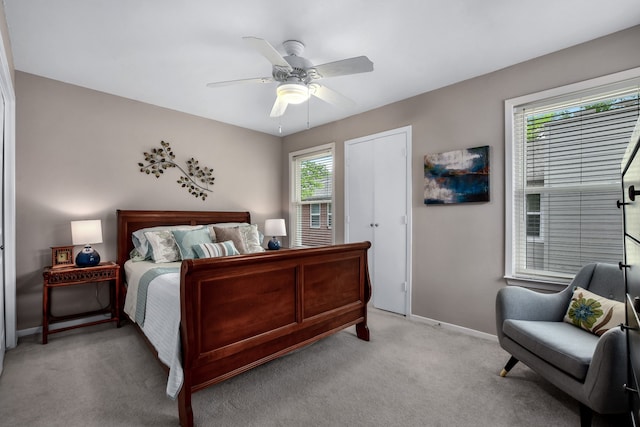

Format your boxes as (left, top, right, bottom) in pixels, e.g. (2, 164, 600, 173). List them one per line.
(402, 282, 407, 292)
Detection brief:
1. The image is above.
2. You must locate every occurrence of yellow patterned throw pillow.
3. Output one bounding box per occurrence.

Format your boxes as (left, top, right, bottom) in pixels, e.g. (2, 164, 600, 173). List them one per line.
(563, 286, 624, 336)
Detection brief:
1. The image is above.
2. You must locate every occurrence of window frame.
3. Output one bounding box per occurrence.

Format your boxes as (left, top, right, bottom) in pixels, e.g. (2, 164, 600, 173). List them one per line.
(505, 67, 640, 289)
(310, 203, 321, 229)
(289, 143, 335, 247)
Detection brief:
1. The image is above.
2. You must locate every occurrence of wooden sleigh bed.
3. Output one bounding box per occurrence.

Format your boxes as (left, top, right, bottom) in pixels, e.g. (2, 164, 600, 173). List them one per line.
(116, 210, 372, 427)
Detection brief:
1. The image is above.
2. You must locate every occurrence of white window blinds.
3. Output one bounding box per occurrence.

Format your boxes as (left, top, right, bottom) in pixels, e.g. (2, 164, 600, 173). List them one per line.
(510, 80, 640, 283)
(290, 145, 334, 247)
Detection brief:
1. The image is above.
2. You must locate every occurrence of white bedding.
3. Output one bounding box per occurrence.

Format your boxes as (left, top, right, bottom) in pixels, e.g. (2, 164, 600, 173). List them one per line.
(124, 259, 183, 399)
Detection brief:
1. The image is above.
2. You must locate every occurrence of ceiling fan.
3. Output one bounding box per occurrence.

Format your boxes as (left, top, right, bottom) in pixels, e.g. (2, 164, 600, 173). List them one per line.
(206, 37, 374, 118)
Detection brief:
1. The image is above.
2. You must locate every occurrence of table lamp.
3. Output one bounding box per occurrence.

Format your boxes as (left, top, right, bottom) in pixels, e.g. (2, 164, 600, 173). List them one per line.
(264, 219, 286, 250)
(71, 219, 103, 267)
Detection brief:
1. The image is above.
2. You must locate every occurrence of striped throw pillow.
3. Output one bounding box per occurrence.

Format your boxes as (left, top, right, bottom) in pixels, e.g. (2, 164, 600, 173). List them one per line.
(192, 240, 240, 258)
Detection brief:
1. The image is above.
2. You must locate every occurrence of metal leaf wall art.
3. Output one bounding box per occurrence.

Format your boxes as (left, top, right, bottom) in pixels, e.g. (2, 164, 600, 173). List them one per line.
(138, 140, 215, 200)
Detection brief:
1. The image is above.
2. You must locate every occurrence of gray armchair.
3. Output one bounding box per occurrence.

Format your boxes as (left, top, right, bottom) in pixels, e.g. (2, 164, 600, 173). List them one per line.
(496, 263, 628, 426)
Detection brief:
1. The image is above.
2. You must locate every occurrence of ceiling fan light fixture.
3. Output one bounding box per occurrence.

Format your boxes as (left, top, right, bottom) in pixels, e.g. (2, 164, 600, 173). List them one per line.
(277, 83, 309, 104)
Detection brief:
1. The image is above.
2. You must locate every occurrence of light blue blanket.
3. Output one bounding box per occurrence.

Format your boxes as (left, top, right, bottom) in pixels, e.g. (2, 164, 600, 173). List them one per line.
(135, 267, 179, 327)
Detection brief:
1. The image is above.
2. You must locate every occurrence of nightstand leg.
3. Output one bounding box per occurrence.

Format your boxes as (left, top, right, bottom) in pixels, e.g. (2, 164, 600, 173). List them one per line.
(115, 280, 121, 328)
(42, 286, 49, 344)
(112, 279, 121, 328)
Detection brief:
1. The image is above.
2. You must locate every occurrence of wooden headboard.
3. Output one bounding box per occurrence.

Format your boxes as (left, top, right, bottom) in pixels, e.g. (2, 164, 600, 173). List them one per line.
(116, 209, 251, 276)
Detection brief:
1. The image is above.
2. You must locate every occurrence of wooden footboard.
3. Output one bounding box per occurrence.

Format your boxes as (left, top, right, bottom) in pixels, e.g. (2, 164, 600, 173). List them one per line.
(178, 243, 371, 427)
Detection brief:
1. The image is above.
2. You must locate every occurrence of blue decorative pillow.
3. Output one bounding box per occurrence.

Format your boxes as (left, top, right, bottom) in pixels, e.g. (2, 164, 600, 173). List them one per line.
(192, 241, 240, 258)
(172, 228, 213, 260)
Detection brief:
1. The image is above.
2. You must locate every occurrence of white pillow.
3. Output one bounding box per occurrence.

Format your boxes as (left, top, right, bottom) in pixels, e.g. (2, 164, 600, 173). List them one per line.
(239, 224, 266, 253)
(144, 230, 181, 263)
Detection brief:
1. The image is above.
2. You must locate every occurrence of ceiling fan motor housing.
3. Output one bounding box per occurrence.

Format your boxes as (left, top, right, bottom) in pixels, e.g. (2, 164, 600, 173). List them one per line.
(282, 40, 304, 56)
(273, 54, 313, 83)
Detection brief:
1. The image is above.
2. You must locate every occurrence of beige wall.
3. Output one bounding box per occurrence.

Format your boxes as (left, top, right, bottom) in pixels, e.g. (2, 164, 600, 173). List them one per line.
(15, 72, 282, 330)
(282, 25, 640, 335)
(14, 25, 640, 335)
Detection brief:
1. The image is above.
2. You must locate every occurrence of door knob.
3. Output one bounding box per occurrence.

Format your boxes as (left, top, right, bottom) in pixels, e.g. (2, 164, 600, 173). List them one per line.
(630, 185, 640, 201)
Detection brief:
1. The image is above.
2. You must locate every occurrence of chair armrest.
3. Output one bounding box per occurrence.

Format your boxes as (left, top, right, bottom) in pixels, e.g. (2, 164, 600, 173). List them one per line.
(496, 285, 572, 339)
(583, 326, 628, 413)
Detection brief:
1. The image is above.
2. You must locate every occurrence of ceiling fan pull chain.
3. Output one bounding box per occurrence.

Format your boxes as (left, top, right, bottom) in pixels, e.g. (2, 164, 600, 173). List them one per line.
(307, 86, 310, 129)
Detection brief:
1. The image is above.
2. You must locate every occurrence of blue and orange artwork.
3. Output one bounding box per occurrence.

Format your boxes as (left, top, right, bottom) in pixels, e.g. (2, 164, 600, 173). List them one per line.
(424, 146, 490, 204)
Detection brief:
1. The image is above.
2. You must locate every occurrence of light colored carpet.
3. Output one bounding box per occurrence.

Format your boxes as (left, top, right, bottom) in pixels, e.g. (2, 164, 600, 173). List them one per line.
(0, 309, 628, 426)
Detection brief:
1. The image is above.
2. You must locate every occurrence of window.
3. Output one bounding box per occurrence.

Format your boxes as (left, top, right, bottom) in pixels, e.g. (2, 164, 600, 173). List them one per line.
(310, 203, 321, 228)
(506, 70, 640, 285)
(526, 194, 541, 237)
(327, 203, 332, 229)
(290, 143, 334, 247)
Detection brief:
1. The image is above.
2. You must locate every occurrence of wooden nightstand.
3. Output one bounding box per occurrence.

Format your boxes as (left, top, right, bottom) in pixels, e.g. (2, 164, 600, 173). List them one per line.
(42, 261, 120, 344)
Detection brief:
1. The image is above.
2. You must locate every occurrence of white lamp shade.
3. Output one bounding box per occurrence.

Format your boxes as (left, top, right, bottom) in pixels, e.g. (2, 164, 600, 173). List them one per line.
(264, 219, 287, 237)
(71, 219, 103, 245)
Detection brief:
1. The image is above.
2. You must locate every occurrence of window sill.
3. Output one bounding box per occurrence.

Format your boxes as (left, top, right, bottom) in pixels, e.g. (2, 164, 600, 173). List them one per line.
(504, 275, 569, 292)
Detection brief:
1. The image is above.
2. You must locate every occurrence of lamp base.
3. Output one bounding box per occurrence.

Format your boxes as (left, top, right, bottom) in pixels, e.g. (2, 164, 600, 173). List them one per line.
(267, 238, 281, 250)
(76, 245, 100, 267)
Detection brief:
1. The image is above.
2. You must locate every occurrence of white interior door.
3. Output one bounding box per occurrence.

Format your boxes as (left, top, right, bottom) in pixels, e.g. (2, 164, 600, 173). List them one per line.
(371, 132, 408, 314)
(345, 126, 411, 315)
(345, 140, 374, 246)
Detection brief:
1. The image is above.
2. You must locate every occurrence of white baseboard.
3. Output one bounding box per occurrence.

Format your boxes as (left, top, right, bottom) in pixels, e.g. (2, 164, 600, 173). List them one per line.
(18, 311, 496, 343)
(17, 313, 112, 338)
(409, 313, 498, 342)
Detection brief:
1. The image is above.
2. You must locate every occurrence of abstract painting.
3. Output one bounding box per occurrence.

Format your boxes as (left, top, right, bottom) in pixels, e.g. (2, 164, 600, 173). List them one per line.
(424, 145, 490, 204)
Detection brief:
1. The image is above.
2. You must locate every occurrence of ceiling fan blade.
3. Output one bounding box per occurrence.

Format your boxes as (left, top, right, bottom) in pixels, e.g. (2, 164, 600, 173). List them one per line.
(243, 36, 293, 71)
(270, 96, 289, 117)
(206, 76, 273, 88)
(310, 84, 356, 108)
(311, 56, 373, 79)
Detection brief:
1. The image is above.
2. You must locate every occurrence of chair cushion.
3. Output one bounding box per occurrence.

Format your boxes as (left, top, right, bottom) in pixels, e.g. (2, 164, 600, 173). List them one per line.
(503, 319, 600, 381)
(563, 286, 625, 336)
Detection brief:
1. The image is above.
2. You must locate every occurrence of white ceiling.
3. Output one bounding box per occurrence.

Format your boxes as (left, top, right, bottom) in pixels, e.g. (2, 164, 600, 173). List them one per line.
(5, 0, 640, 136)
